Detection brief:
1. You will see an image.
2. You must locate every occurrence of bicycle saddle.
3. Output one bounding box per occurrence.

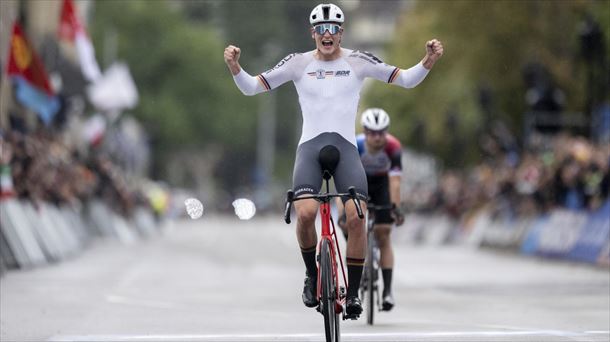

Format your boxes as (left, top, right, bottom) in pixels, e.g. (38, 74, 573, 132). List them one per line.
(318, 145, 340, 180)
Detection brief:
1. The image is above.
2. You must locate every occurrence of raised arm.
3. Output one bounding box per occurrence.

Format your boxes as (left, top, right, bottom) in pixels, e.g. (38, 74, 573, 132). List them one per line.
(351, 39, 443, 89)
(392, 39, 443, 88)
(225, 46, 298, 96)
(224, 45, 265, 96)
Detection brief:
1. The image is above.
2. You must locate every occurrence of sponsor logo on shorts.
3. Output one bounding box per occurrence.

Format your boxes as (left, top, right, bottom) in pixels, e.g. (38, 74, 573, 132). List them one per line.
(295, 187, 316, 196)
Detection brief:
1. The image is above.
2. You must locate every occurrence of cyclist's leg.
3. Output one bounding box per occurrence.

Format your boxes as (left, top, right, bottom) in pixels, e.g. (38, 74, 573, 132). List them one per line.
(292, 139, 324, 307)
(371, 176, 396, 309)
(295, 198, 319, 270)
(374, 224, 392, 291)
(330, 133, 368, 310)
(371, 175, 394, 269)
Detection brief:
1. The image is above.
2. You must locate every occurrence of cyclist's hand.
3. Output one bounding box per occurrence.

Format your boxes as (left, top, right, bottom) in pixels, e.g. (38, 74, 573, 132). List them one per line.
(392, 205, 405, 227)
(224, 45, 241, 74)
(425, 39, 443, 62)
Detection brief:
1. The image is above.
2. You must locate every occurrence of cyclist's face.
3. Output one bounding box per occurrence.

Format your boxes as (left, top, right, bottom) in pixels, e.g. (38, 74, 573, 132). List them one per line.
(311, 23, 343, 58)
(364, 129, 387, 149)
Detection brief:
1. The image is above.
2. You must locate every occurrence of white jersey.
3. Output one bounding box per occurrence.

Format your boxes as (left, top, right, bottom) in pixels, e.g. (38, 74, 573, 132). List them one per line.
(232, 48, 429, 146)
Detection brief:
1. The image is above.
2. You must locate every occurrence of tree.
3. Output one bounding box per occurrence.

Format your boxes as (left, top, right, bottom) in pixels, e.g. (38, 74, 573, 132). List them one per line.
(363, 0, 609, 166)
(91, 0, 257, 186)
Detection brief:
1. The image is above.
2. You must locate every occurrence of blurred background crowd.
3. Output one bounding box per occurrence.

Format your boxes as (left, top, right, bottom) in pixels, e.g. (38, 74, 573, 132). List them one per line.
(0, 125, 149, 217)
(423, 132, 609, 220)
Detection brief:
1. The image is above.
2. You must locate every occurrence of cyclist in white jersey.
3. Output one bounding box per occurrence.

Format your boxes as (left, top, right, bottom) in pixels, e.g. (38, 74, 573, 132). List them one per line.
(224, 3, 443, 318)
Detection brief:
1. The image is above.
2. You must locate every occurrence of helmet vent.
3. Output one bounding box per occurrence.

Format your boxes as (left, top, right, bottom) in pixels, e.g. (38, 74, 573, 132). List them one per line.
(322, 5, 330, 20)
(312, 14, 317, 20)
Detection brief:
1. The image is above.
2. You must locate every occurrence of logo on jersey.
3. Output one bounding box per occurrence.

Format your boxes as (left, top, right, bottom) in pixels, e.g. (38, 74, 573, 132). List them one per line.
(264, 53, 298, 74)
(306, 69, 334, 79)
(307, 69, 349, 79)
(348, 50, 384, 65)
(335, 70, 350, 77)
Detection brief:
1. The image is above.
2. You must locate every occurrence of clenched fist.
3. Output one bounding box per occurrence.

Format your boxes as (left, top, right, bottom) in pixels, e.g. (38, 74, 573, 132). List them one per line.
(422, 39, 444, 69)
(224, 45, 242, 75)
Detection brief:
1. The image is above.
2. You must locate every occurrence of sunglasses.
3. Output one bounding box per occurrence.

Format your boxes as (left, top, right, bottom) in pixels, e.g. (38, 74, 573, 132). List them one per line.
(313, 23, 342, 35)
(364, 129, 387, 136)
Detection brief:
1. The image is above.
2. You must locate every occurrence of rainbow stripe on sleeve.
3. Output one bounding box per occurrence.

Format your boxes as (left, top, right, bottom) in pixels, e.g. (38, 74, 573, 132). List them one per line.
(257, 74, 271, 90)
(388, 67, 401, 83)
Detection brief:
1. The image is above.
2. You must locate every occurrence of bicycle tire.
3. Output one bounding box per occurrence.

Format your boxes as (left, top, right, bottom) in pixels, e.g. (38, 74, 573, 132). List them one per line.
(365, 229, 376, 325)
(320, 238, 339, 342)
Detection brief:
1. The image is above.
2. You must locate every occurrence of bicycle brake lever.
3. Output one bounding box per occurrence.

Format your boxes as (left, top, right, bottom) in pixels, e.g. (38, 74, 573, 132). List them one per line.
(348, 187, 364, 219)
(284, 190, 294, 224)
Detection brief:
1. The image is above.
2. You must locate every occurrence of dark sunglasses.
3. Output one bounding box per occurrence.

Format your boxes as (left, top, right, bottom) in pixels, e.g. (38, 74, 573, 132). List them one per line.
(364, 129, 387, 136)
(313, 23, 342, 35)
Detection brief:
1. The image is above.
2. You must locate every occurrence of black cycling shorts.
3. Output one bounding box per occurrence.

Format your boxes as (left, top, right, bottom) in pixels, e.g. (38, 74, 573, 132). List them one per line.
(367, 175, 394, 224)
(293, 132, 368, 202)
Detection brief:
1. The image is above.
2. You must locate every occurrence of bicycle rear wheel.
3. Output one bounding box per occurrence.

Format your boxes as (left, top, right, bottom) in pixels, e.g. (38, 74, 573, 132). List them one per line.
(320, 238, 340, 342)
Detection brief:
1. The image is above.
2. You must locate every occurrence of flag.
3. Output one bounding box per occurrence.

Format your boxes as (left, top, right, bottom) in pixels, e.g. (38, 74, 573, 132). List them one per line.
(87, 62, 138, 112)
(58, 0, 101, 82)
(6, 22, 60, 125)
(82, 113, 106, 146)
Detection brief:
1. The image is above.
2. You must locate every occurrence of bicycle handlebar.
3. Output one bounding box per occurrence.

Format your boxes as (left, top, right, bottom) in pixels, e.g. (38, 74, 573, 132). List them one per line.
(348, 187, 364, 219)
(284, 186, 364, 224)
(284, 190, 294, 224)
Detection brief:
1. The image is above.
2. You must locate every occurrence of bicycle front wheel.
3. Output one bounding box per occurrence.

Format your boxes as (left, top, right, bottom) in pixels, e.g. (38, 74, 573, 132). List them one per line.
(365, 230, 376, 325)
(320, 238, 340, 342)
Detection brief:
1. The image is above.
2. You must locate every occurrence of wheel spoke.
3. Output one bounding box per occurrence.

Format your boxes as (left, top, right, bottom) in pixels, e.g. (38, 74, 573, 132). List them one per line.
(321, 239, 339, 342)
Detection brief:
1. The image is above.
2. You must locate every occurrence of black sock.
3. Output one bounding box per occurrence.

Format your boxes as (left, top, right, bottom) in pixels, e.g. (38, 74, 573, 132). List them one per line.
(347, 258, 365, 298)
(382, 268, 393, 296)
(300, 245, 317, 278)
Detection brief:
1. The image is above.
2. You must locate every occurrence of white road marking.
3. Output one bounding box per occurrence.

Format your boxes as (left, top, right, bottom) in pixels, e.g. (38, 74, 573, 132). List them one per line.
(104, 294, 178, 310)
(48, 330, 610, 341)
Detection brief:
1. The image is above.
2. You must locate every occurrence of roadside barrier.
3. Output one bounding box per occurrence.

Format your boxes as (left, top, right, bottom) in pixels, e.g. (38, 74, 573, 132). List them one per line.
(0, 198, 160, 273)
(467, 200, 610, 266)
(395, 200, 609, 267)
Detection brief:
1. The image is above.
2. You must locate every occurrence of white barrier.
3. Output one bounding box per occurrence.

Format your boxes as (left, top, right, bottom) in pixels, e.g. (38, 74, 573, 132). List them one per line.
(133, 207, 157, 238)
(23, 202, 68, 261)
(0, 199, 159, 272)
(395, 212, 455, 245)
(0, 200, 47, 268)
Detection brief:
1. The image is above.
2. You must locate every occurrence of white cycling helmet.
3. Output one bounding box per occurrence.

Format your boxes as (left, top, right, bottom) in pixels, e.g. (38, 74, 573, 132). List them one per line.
(309, 3, 345, 25)
(361, 108, 390, 131)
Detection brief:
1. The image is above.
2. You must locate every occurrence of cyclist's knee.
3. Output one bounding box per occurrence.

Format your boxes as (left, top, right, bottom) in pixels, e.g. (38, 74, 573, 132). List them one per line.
(295, 203, 317, 227)
(345, 208, 365, 234)
(374, 225, 391, 246)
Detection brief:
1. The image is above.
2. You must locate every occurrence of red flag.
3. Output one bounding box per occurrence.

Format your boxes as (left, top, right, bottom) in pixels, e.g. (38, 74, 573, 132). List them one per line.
(58, 0, 101, 82)
(58, 0, 83, 41)
(6, 22, 54, 96)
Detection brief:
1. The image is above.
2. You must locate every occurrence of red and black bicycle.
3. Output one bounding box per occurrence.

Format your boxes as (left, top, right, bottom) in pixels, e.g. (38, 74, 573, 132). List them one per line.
(284, 145, 364, 342)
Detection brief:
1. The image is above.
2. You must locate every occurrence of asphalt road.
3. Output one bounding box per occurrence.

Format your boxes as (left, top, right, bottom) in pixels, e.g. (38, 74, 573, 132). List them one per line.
(1, 216, 609, 342)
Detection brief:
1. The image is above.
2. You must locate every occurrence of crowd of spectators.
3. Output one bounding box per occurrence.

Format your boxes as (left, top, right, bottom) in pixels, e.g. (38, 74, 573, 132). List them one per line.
(0, 120, 148, 218)
(428, 131, 609, 222)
